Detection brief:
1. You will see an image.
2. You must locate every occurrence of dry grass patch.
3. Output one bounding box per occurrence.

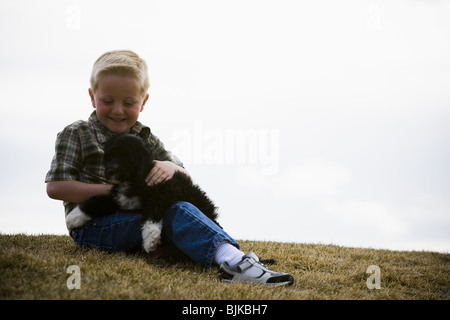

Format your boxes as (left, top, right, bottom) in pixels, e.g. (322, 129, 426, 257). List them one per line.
(1, 234, 448, 299)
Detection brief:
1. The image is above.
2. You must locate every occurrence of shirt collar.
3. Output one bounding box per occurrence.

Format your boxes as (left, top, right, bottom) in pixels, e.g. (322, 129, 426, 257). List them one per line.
(88, 111, 150, 144)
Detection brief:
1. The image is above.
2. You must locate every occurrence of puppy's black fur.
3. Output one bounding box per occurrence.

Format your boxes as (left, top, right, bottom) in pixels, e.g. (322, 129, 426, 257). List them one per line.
(73, 134, 220, 252)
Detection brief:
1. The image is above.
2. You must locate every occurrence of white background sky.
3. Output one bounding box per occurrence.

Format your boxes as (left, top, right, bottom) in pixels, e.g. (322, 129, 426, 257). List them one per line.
(1, 0, 449, 253)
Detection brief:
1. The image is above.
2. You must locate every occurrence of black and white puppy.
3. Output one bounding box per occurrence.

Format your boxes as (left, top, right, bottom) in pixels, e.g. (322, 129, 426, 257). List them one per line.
(66, 134, 220, 253)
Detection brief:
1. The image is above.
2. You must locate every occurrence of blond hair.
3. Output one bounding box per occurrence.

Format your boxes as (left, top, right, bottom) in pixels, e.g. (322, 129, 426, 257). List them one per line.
(90, 50, 150, 97)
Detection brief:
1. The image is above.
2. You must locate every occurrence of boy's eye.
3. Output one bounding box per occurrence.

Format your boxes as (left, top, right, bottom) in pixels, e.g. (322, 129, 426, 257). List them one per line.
(101, 99, 136, 106)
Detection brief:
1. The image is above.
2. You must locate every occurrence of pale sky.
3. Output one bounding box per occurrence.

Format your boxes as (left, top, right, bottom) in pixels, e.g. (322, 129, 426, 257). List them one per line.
(1, 0, 449, 253)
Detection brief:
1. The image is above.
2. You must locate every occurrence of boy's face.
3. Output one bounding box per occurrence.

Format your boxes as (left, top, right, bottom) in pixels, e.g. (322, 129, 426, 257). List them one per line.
(89, 74, 149, 133)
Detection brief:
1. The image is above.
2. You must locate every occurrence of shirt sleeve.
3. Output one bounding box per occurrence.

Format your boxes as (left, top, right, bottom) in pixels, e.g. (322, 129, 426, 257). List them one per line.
(45, 125, 82, 182)
(148, 133, 184, 168)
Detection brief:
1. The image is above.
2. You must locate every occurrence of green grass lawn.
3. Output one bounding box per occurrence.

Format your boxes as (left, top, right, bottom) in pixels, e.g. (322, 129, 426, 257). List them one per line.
(0, 233, 448, 300)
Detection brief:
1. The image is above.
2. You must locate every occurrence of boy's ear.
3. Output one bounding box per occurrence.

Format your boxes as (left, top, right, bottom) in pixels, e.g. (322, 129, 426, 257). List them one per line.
(140, 93, 149, 112)
(88, 88, 96, 108)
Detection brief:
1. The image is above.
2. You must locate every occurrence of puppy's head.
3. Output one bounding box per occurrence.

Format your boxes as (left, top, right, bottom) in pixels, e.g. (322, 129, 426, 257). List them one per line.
(104, 134, 153, 184)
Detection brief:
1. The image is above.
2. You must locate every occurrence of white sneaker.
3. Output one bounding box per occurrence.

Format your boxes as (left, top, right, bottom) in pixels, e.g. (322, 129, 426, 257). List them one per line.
(219, 252, 294, 287)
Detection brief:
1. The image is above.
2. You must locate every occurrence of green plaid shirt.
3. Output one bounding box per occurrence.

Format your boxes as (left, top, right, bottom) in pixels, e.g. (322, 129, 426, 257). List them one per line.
(45, 111, 183, 215)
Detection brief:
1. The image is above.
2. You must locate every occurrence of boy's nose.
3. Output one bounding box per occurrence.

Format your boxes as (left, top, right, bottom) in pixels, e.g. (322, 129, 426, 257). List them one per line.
(110, 103, 124, 113)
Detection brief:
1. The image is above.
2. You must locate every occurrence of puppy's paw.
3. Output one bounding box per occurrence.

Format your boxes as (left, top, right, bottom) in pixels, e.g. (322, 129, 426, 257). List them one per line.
(66, 207, 92, 230)
(141, 220, 163, 253)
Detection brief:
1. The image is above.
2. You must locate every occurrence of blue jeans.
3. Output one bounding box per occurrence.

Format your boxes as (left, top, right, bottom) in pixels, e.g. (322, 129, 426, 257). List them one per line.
(70, 201, 240, 269)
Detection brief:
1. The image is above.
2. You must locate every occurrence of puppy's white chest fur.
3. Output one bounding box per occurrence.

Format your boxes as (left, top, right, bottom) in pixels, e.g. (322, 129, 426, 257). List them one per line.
(114, 183, 142, 210)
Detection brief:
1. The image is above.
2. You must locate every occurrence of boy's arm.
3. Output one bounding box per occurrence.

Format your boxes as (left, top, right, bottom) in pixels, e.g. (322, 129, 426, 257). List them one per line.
(148, 132, 184, 168)
(46, 180, 112, 203)
(46, 123, 113, 204)
(145, 160, 190, 186)
(145, 132, 189, 186)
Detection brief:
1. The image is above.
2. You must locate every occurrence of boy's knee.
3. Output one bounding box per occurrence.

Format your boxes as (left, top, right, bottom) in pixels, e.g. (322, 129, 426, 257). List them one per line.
(163, 201, 200, 234)
(165, 201, 195, 222)
(171, 201, 196, 211)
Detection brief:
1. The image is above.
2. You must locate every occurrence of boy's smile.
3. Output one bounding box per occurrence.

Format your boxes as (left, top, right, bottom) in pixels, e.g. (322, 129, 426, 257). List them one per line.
(89, 74, 149, 133)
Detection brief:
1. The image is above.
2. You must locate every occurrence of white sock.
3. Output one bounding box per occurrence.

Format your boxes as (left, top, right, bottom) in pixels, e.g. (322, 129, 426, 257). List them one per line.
(214, 241, 245, 266)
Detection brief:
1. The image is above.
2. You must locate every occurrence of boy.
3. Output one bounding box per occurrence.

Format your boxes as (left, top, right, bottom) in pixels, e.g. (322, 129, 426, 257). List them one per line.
(45, 50, 294, 286)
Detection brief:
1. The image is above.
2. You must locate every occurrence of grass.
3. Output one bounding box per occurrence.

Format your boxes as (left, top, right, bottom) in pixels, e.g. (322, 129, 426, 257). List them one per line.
(0, 233, 449, 300)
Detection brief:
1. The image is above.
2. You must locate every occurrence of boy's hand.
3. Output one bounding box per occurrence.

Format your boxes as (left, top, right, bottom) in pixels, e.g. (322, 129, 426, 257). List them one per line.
(145, 160, 185, 186)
